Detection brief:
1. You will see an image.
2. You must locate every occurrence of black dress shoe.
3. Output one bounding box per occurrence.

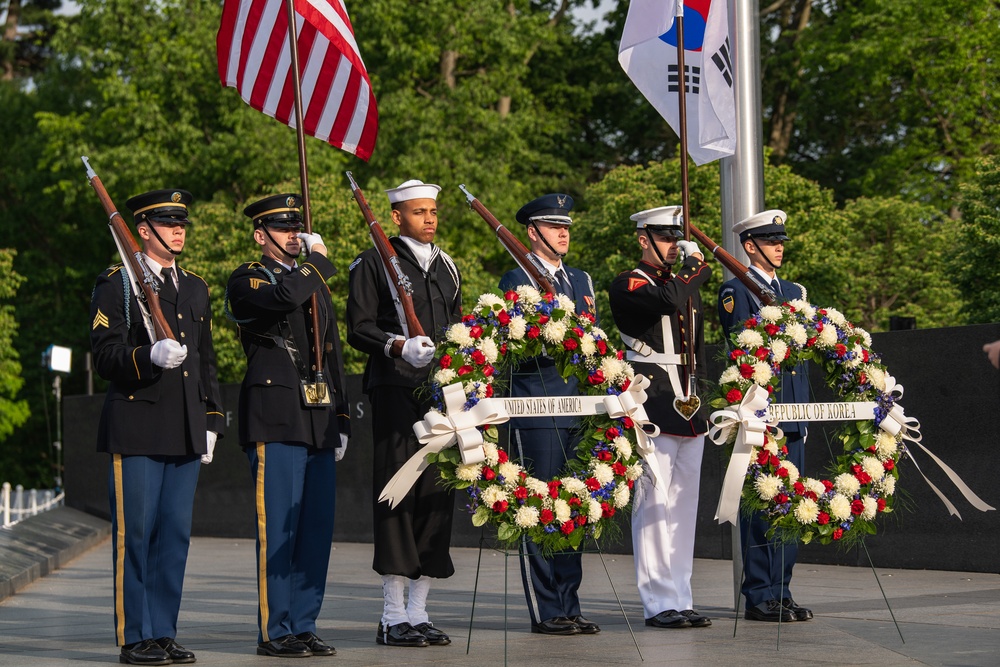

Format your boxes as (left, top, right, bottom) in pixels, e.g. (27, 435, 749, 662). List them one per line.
(782, 598, 813, 621)
(644, 610, 691, 629)
(376, 622, 429, 647)
(567, 615, 600, 634)
(295, 632, 336, 656)
(257, 634, 313, 657)
(413, 622, 451, 646)
(745, 599, 797, 623)
(155, 637, 196, 663)
(680, 609, 712, 627)
(119, 639, 171, 665)
(531, 617, 581, 635)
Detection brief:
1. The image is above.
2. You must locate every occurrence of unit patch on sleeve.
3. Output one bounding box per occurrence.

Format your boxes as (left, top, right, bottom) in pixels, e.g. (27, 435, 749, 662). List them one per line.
(722, 294, 735, 314)
(627, 277, 649, 292)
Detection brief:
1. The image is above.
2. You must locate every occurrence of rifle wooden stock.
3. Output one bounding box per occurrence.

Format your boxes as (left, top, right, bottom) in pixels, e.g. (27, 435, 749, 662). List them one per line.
(459, 185, 556, 295)
(345, 172, 426, 338)
(688, 223, 777, 306)
(82, 157, 176, 341)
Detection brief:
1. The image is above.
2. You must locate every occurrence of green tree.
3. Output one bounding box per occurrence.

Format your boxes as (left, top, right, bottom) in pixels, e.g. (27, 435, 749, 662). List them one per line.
(954, 156, 1000, 323)
(1, 0, 63, 80)
(0, 249, 33, 482)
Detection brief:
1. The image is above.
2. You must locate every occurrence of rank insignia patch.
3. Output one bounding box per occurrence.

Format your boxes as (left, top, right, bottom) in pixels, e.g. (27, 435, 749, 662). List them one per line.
(722, 295, 735, 313)
(299, 266, 312, 277)
(248, 277, 267, 290)
(93, 309, 109, 330)
(627, 277, 648, 292)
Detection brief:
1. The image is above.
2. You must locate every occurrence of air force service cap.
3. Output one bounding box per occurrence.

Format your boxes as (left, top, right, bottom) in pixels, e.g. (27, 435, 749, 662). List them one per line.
(515, 193, 574, 226)
(733, 209, 789, 243)
(386, 179, 441, 204)
(631, 205, 684, 238)
(126, 189, 193, 225)
(243, 194, 303, 229)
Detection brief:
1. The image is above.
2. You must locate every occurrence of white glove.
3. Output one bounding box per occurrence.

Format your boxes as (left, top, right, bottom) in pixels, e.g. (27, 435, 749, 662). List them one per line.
(297, 232, 326, 253)
(201, 431, 218, 464)
(401, 336, 436, 368)
(677, 239, 702, 260)
(150, 339, 188, 369)
(335, 433, 348, 462)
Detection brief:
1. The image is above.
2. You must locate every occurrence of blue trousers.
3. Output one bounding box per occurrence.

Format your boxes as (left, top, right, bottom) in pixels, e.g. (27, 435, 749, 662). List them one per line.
(108, 454, 200, 646)
(247, 443, 336, 643)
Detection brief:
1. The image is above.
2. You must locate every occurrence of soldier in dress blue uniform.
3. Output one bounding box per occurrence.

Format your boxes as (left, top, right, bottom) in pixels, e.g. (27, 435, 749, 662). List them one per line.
(90, 189, 224, 666)
(346, 179, 461, 649)
(227, 194, 351, 657)
(718, 209, 813, 623)
(498, 193, 601, 636)
(607, 206, 713, 630)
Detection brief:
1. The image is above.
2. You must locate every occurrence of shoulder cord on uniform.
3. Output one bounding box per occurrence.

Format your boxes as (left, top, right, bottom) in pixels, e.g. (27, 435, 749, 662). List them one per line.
(224, 265, 277, 324)
(438, 251, 461, 300)
(120, 271, 132, 329)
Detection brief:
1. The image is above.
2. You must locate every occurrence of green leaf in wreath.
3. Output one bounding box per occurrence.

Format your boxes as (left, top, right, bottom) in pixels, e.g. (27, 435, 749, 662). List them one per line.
(497, 523, 518, 542)
(472, 506, 490, 527)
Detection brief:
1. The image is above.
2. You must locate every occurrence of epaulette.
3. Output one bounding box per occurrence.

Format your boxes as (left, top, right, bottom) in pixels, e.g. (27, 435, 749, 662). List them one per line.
(180, 266, 208, 285)
(106, 264, 124, 276)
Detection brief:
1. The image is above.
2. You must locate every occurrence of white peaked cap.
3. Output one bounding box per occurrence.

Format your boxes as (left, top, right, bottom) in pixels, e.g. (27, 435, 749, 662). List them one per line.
(385, 179, 442, 204)
(630, 205, 683, 229)
(732, 209, 788, 240)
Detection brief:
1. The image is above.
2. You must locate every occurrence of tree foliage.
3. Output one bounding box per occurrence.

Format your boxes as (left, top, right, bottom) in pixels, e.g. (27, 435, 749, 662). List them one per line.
(0, 249, 34, 480)
(954, 157, 1000, 323)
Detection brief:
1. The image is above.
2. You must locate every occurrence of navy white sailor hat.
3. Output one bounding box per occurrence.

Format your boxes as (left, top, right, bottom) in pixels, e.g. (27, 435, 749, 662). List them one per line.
(243, 194, 303, 229)
(126, 189, 193, 225)
(733, 209, 789, 243)
(630, 205, 684, 238)
(515, 193, 574, 226)
(386, 179, 441, 204)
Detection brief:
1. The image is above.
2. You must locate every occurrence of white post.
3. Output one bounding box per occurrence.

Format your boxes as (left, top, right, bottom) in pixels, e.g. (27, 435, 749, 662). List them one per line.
(2, 482, 10, 527)
(14, 484, 24, 524)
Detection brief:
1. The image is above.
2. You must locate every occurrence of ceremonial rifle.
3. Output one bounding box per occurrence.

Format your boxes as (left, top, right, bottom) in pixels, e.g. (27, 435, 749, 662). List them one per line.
(458, 185, 557, 295)
(82, 156, 176, 343)
(688, 223, 777, 306)
(346, 171, 426, 338)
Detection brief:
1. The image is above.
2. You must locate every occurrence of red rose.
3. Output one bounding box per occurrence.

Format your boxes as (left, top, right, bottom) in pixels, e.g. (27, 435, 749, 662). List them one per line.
(744, 317, 758, 328)
(504, 290, 519, 302)
(817, 512, 830, 525)
(457, 365, 473, 376)
(573, 327, 585, 337)
(568, 497, 581, 507)
(756, 450, 770, 466)
(621, 377, 631, 391)
(815, 321, 824, 332)
(560, 521, 575, 536)
(612, 462, 627, 476)
(859, 372, 868, 385)
(832, 527, 844, 540)
(850, 499, 865, 515)
(497, 310, 511, 326)
(547, 480, 562, 498)
(822, 479, 834, 492)
(482, 365, 495, 377)
(596, 340, 608, 354)
(482, 467, 496, 481)
(439, 354, 452, 369)
(805, 491, 818, 501)
(754, 347, 769, 360)
(576, 515, 587, 526)
(585, 477, 601, 491)
(877, 498, 886, 512)
(866, 445, 876, 453)
(884, 459, 894, 471)
(462, 314, 475, 323)
(784, 348, 791, 360)
(605, 427, 620, 439)
(563, 339, 579, 351)
(855, 471, 872, 484)
(484, 384, 494, 398)
(627, 479, 634, 489)
(538, 315, 550, 325)
(739, 363, 754, 379)
(729, 349, 745, 360)
(469, 325, 483, 339)
(588, 370, 606, 385)
(862, 350, 870, 362)
(519, 471, 528, 480)
(500, 343, 508, 355)
(597, 450, 612, 461)
(781, 445, 788, 455)
(775, 493, 789, 504)
(616, 350, 625, 360)
(726, 388, 744, 403)
(544, 292, 555, 302)
(497, 449, 509, 464)
(835, 343, 848, 358)
(471, 349, 486, 365)
(818, 309, 827, 315)
(622, 416, 634, 429)
(769, 455, 780, 467)
(767, 384, 774, 394)
(764, 323, 780, 336)
(540, 508, 554, 524)
(793, 481, 806, 495)
(526, 326, 540, 339)
(776, 467, 789, 478)
(492, 500, 508, 513)
(806, 337, 817, 347)
(601, 502, 615, 518)
(514, 486, 528, 500)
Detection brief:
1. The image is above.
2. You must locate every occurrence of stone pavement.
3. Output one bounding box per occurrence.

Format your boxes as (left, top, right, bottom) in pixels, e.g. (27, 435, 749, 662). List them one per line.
(1, 536, 999, 666)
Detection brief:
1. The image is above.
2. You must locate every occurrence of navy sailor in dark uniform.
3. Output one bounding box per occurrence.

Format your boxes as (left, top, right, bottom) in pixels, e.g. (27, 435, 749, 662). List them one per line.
(718, 209, 813, 623)
(608, 206, 713, 630)
(346, 179, 461, 648)
(90, 189, 224, 666)
(498, 193, 601, 636)
(226, 194, 351, 657)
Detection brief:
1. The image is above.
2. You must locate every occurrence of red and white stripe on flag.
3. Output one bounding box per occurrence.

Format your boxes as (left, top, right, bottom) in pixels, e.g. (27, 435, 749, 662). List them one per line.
(217, 0, 377, 161)
(619, 0, 736, 165)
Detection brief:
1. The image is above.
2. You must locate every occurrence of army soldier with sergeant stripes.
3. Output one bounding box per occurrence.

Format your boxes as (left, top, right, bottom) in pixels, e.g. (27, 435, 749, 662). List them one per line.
(90, 189, 224, 666)
(227, 194, 351, 658)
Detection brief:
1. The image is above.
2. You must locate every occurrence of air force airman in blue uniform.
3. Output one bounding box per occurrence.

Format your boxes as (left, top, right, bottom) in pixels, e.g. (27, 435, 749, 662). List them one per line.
(90, 189, 224, 666)
(718, 209, 813, 623)
(498, 194, 601, 637)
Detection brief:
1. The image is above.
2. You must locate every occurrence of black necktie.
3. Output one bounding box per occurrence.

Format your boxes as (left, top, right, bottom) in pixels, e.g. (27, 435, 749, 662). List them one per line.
(159, 267, 177, 302)
(555, 269, 572, 298)
(770, 278, 782, 297)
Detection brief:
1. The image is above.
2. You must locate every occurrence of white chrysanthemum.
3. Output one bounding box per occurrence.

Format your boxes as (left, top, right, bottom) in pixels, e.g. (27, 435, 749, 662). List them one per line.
(755, 474, 783, 501)
(542, 321, 567, 344)
(561, 477, 588, 496)
(514, 505, 540, 528)
(587, 498, 604, 524)
(834, 472, 860, 496)
(592, 462, 614, 486)
(476, 337, 498, 364)
(876, 431, 898, 460)
(843, 344, 864, 369)
(557, 294, 575, 314)
(515, 285, 541, 306)
(752, 362, 773, 385)
(759, 305, 783, 323)
(804, 478, 826, 497)
(785, 322, 808, 347)
(781, 460, 800, 484)
(829, 493, 852, 521)
(463, 381, 487, 399)
(720, 366, 742, 384)
(499, 462, 522, 488)
(483, 442, 500, 466)
(736, 329, 764, 349)
(455, 463, 481, 482)
(861, 456, 884, 482)
(580, 334, 597, 357)
(600, 357, 628, 384)
(881, 475, 896, 496)
(613, 483, 631, 508)
(788, 299, 815, 318)
(446, 322, 474, 348)
(477, 293, 505, 311)
(825, 307, 847, 327)
(769, 339, 788, 362)
(762, 437, 779, 456)
(591, 326, 607, 339)
(626, 463, 644, 481)
(866, 365, 887, 391)
(794, 498, 820, 524)
(434, 368, 457, 385)
(554, 499, 572, 524)
(861, 496, 878, 520)
(481, 486, 509, 507)
(508, 315, 527, 340)
(526, 477, 548, 496)
(854, 326, 873, 347)
(817, 324, 838, 348)
(612, 436, 633, 460)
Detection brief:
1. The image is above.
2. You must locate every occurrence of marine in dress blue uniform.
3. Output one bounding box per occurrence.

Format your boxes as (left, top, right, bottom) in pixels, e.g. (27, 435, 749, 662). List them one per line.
(498, 194, 601, 636)
(226, 194, 350, 658)
(90, 189, 224, 666)
(346, 179, 461, 649)
(607, 206, 713, 630)
(717, 209, 813, 623)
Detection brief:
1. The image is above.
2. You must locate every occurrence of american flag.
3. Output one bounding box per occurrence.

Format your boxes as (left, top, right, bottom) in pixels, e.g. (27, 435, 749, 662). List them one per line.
(217, 0, 378, 161)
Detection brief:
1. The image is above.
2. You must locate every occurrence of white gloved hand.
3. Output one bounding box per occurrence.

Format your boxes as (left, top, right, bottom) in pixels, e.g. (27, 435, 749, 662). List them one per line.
(150, 339, 188, 369)
(335, 433, 348, 462)
(297, 232, 326, 253)
(401, 336, 436, 368)
(677, 239, 703, 260)
(201, 431, 218, 464)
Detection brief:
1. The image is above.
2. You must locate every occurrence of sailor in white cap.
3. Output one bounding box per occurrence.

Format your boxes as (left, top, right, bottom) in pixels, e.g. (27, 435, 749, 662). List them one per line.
(608, 206, 714, 629)
(346, 178, 462, 648)
(718, 209, 813, 623)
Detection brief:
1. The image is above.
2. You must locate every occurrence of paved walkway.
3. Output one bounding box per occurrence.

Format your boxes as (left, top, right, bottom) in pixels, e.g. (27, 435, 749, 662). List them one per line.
(1, 537, 998, 666)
